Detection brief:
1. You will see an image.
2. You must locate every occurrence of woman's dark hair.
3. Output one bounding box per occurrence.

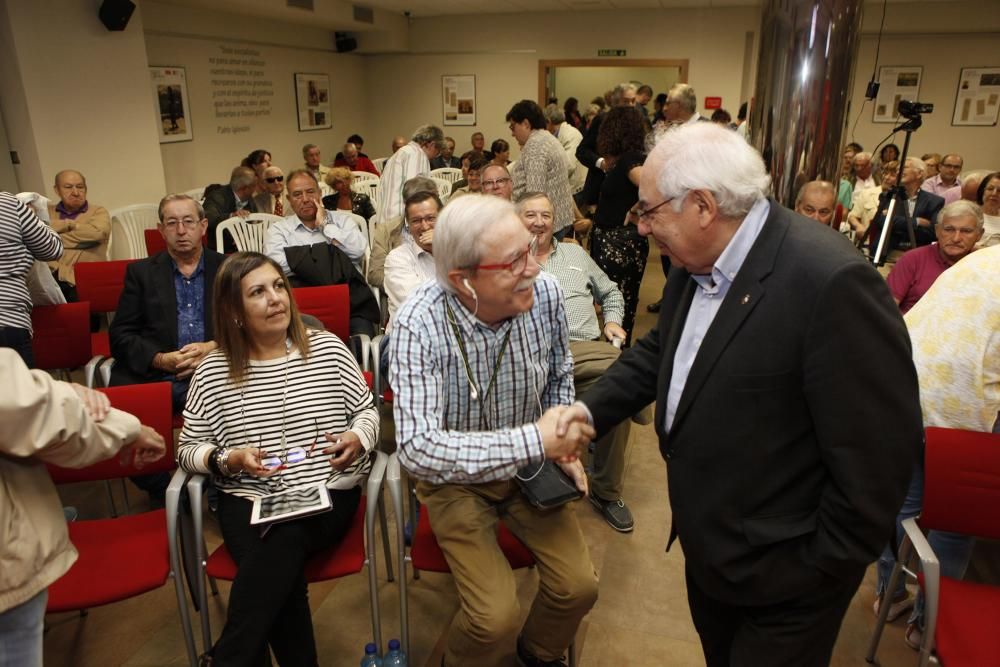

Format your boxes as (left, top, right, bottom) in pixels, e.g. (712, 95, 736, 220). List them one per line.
(490, 139, 509, 155)
(591, 95, 607, 110)
(213, 252, 310, 384)
(846, 142, 864, 153)
(711, 109, 732, 124)
(347, 133, 364, 146)
(977, 172, 1000, 205)
(505, 100, 546, 130)
(880, 143, 900, 162)
(597, 106, 647, 157)
(563, 97, 579, 114)
(241, 149, 271, 169)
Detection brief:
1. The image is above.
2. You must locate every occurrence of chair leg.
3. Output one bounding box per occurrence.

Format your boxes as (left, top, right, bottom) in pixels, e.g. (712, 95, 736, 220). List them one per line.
(120, 479, 131, 515)
(377, 493, 394, 582)
(104, 480, 119, 518)
(866, 539, 912, 663)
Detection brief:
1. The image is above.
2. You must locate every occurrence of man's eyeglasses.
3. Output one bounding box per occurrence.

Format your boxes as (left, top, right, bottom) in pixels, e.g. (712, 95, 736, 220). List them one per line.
(408, 214, 437, 227)
(265, 176, 285, 183)
(632, 197, 676, 222)
(161, 217, 201, 229)
(467, 237, 538, 275)
(482, 177, 512, 190)
(939, 163, 962, 170)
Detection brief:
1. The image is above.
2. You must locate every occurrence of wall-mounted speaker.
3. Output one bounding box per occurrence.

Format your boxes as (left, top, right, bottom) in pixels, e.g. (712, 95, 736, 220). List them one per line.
(334, 32, 357, 53)
(99, 0, 135, 31)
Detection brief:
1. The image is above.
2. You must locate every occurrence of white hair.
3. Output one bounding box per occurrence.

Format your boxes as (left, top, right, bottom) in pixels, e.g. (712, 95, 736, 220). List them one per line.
(905, 157, 927, 178)
(650, 122, 770, 218)
(434, 195, 517, 292)
(667, 83, 697, 114)
(937, 200, 984, 230)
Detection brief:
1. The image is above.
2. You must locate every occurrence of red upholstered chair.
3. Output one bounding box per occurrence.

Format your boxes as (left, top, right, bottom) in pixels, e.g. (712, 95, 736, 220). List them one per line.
(74, 259, 136, 386)
(386, 453, 577, 666)
(44, 382, 196, 662)
(867, 427, 1000, 667)
(185, 451, 389, 658)
(293, 284, 371, 372)
(30, 301, 93, 383)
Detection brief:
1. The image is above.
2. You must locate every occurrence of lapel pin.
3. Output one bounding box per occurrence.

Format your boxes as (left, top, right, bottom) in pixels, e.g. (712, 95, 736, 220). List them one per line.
(740, 294, 751, 305)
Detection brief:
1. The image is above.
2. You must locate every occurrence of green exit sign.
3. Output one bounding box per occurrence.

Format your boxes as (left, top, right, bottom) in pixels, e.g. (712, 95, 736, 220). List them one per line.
(597, 49, 627, 57)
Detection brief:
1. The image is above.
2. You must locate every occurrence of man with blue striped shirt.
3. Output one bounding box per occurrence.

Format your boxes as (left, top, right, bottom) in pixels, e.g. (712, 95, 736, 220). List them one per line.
(389, 195, 598, 667)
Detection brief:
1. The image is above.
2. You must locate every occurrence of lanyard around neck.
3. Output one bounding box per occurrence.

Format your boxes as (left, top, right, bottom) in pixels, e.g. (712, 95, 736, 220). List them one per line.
(445, 297, 511, 406)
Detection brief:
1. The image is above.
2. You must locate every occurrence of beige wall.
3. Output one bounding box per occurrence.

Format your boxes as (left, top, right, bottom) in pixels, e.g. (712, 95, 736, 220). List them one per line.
(0, 0, 165, 209)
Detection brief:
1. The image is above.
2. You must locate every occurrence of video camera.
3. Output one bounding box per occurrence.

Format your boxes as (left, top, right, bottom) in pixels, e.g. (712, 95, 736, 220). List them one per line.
(898, 100, 933, 119)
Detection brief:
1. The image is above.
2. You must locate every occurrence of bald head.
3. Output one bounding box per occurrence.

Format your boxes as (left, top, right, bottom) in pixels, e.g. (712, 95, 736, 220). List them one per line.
(795, 181, 837, 226)
(392, 136, 407, 153)
(53, 169, 88, 212)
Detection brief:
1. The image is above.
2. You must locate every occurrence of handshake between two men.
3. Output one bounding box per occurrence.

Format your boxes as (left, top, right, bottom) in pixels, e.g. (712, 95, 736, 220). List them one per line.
(535, 403, 596, 495)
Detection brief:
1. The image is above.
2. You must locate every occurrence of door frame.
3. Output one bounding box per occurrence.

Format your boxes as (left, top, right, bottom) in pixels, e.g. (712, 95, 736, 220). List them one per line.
(538, 59, 690, 104)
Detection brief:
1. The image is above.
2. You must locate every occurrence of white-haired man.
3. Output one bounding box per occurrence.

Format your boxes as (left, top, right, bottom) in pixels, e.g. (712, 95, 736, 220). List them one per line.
(302, 143, 330, 184)
(869, 157, 945, 259)
(556, 122, 922, 666)
(662, 82, 702, 126)
(480, 163, 514, 201)
(377, 125, 443, 223)
(850, 152, 877, 208)
(389, 195, 598, 667)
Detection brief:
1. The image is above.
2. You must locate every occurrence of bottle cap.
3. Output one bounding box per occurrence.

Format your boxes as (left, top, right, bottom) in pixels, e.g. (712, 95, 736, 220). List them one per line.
(365, 643, 377, 654)
(388, 639, 400, 650)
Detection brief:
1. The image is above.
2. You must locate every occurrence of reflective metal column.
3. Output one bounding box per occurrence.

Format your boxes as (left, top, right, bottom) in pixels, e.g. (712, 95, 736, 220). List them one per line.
(749, 0, 865, 207)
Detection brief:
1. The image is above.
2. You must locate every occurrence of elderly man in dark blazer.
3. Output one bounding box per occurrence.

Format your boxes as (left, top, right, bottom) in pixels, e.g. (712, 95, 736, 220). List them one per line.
(869, 156, 945, 259)
(558, 123, 923, 666)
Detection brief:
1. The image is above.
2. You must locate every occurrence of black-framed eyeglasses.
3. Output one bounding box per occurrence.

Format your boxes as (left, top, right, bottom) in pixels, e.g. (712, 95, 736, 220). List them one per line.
(161, 217, 202, 229)
(482, 177, 512, 190)
(632, 197, 676, 222)
(265, 176, 285, 183)
(466, 237, 538, 275)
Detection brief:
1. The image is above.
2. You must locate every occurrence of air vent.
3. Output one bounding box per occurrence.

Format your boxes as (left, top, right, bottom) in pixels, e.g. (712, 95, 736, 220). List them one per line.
(353, 5, 374, 24)
(287, 0, 314, 10)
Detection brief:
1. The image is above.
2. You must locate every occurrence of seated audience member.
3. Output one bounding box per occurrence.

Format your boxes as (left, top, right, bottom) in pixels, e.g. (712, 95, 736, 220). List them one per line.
(47, 170, 110, 294)
(0, 193, 62, 366)
(240, 149, 272, 197)
(490, 139, 510, 166)
(177, 252, 378, 666)
(377, 125, 443, 223)
(876, 143, 900, 181)
(264, 170, 366, 275)
(868, 157, 945, 258)
(544, 104, 587, 192)
(0, 350, 164, 667)
(388, 195, 598, 667)
(848, 160, 898, 244)
(334, 142, 380, 176)
(481, 164, 513, 201)
(204, 166, 258, 252)
(322, 167, 376, 222)
(921, 153, 962, 204)
(369, 176, 438, 288)
(961, 170, 989, 202)
(850, 152, 877, 209)
(391, 136, 407, 154)
(430, 136, 461, 169)
(110, 194, 224, 410)
(517, 191, 634, 532)
(710, 108, 732, 126)
(564, 97, 584, 130)
(302, 143, 330, 184)
(886, 200, 983, 313)
(253, 166, 286, 216)
(470, 131, 491, 158)
(876, 242, 1000, 651)
(976, 171, 1000, 247)
(507, 99, 575, 239)
(383, 191, 441, 322)
(920, 153, 941, 180)
(794, 180, 838, 226)
(449, 152, 486, 196)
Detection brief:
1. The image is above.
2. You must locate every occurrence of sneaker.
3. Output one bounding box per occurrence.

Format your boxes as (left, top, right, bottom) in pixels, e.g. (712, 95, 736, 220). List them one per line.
(904, 623, 922, 651)
(872, 593, 914, 622)
(516, 636, 568, 667)
(589, 494, 634, 532)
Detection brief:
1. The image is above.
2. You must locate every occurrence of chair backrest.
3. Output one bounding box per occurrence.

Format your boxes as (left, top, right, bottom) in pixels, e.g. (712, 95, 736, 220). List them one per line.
(430, 177, 452, 200)
(31, 302, 92, 370)
(74, 259, 136, 314)
(352, 171, 378, 184)
(144, 228, 208, 256)
(372, 157, 388, 173)
(922, 427, 1000, 539)
(184, 187, 206, 203)
(47, 382, 175, 483)
(429, 167, 463, 184)
(351, 179, 380, 201)
(319, 182, 334, 197)
(109, 204, 160, 260)
(215, 216, 274, 253)
(247, 212, 285, 224)
(292, 285, 350, 341)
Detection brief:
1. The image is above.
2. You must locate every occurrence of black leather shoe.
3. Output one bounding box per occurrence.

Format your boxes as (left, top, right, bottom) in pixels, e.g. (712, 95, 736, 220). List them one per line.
(517, 636, 568, 667)
(646, 299, 662, 313)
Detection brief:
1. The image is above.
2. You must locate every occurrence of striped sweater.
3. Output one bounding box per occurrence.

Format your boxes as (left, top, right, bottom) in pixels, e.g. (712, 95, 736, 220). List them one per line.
(0, 193, 63, 331)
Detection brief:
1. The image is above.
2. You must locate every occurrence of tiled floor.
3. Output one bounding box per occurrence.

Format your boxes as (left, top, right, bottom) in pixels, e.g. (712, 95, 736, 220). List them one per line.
(45, 244, 984, 666)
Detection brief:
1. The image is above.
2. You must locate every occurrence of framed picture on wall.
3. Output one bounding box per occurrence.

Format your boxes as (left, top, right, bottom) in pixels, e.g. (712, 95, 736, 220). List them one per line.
(951, 67, 1000, 126)
(872, 66, 923, 123)
(294, 73, 332, 131)
(150, 66, 192, 143)
(442, 75, 476, 126)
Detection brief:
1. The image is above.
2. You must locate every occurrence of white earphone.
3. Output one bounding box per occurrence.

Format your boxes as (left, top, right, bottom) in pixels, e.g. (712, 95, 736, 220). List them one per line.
(462, 278, 476, 298)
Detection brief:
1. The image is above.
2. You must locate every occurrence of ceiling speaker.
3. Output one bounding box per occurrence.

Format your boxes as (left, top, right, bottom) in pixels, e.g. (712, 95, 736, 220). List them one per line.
(98, 0, 135, 31)
(335, 32, 357, 53)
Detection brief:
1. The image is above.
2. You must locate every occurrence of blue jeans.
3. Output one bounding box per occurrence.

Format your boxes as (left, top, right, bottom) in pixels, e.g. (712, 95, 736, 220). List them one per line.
(876, 463, 975, 628)
(0, 589, 47, 667)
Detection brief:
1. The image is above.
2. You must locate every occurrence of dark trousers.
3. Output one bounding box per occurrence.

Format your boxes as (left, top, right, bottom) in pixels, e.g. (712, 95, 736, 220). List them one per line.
(0, 326, 34, 368)
(211, 486, 361, 666)
(685, 565, 863, 667)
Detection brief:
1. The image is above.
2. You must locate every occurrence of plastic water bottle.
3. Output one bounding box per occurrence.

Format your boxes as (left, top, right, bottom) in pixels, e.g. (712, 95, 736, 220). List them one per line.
(360, 642, 382, 667)
(383, 639, 407, 667)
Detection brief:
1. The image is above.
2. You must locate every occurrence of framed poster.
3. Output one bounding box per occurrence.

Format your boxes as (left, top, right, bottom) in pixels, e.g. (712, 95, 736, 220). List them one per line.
(294, 73, 332, 131)
(150, 66, 192, 143)
(952, 67, 1000, 126)
(872, 66, 923, 123)
(442, 75, 476, 126)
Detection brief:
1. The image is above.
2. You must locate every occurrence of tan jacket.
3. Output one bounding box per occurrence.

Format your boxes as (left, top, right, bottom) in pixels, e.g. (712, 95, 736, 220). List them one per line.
(367, 214, 404, 288)
(0, 350, 141, 613)
(46, 204, 110, 285)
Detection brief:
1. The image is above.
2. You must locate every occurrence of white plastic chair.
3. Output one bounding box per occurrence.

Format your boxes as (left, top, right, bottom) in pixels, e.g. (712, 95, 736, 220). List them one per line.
(109, 204, 160, 259)
(352, 171, 379, 184)
(183, 187, 205, 203)
(353, 179, 380, 203)
(429, 167, 463, 184)
(430, 177, 452, 200)
(215, 216, 275, 253)
(372, 157, 389, 174)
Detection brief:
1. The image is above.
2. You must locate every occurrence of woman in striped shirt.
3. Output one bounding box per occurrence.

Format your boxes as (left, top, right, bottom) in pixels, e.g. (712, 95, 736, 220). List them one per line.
(177, 252, 378, 666)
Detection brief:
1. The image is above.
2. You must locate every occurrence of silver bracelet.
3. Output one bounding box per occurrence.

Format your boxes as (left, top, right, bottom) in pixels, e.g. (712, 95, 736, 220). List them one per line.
(219, 448, 242, 479)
